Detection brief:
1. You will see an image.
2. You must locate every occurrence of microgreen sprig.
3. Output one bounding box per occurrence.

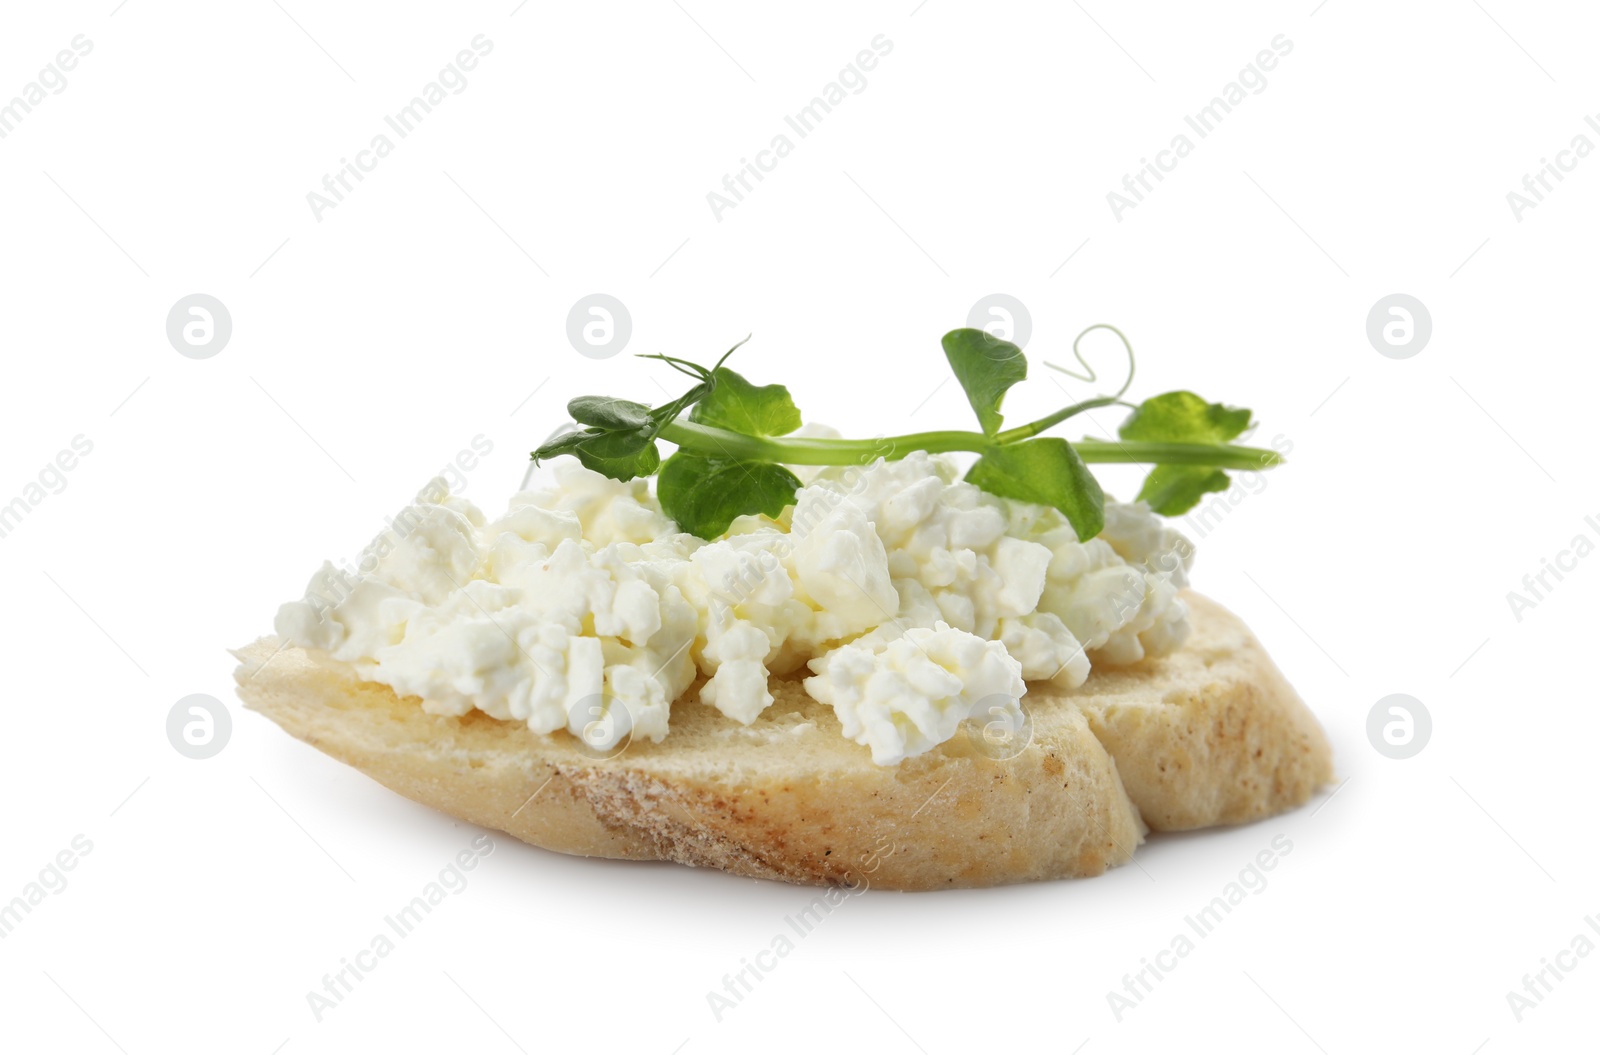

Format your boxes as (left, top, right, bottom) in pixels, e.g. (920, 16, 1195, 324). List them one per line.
(532, 327, 1282, 540)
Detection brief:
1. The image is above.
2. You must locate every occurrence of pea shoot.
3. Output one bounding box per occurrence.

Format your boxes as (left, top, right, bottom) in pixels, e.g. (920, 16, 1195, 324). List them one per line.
(533, 327, 1282, 540)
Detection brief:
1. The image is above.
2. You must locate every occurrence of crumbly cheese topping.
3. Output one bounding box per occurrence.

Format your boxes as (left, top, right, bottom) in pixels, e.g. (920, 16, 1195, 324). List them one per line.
(276, 451, 1194, 765)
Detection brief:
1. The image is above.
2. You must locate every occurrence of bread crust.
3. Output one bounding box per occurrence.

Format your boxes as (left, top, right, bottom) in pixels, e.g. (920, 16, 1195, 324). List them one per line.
(233, 592, 1332, 890)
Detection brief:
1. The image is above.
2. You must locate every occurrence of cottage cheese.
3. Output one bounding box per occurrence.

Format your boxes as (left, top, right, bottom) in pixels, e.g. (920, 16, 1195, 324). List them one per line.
(276, 452, 1194, 764)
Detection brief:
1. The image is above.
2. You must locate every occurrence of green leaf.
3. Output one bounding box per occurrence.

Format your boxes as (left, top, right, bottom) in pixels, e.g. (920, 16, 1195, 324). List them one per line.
(571, 429, 661, 481)
(568, 396, 653, 432)
(1119, 391, 1254, 515)
(688, 367, 802, 438)
(1119, 391, 1252, 445)
(657, 450, 800, 539)
(965, 438, 1105, 540)
(531, 427, 593, 463)
(1135, 465, 1230, 515)
(940, 328, 1028, 436)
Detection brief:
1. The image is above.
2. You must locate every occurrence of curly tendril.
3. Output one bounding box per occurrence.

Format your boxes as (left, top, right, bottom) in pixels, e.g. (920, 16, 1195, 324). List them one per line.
(1045, 323, 1138, 402)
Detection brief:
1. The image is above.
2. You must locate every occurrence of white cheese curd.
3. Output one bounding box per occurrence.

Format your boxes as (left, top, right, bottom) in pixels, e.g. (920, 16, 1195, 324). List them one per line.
(275, 449, 1194, 764)
(802, 623, 1027, 765)
(514, 458, 676, 546)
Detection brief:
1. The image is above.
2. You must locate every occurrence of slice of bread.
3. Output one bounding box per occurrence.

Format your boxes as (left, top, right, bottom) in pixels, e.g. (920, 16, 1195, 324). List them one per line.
(232, 592, 1332, 891)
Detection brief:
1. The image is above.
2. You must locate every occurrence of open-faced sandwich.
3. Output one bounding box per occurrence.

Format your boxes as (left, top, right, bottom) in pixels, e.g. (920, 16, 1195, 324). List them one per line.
(235, 326, 1332, 890)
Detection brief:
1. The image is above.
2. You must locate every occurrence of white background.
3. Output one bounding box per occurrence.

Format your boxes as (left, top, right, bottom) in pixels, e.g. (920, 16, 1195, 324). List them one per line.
(1, 1, 1594, 1052)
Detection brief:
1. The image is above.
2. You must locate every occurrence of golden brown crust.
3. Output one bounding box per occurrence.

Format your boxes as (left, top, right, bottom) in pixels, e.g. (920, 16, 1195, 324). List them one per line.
(1063, 593, 1336, 831)
(232, 592, 1331, 890)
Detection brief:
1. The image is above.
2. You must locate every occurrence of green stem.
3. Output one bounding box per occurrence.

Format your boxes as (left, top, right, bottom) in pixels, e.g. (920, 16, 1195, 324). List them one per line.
(657, 421, 973, 462)
(657, 420, 1282, 470)
(1073, 440, 1281, 469)
(994, 396, 1123, 443)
